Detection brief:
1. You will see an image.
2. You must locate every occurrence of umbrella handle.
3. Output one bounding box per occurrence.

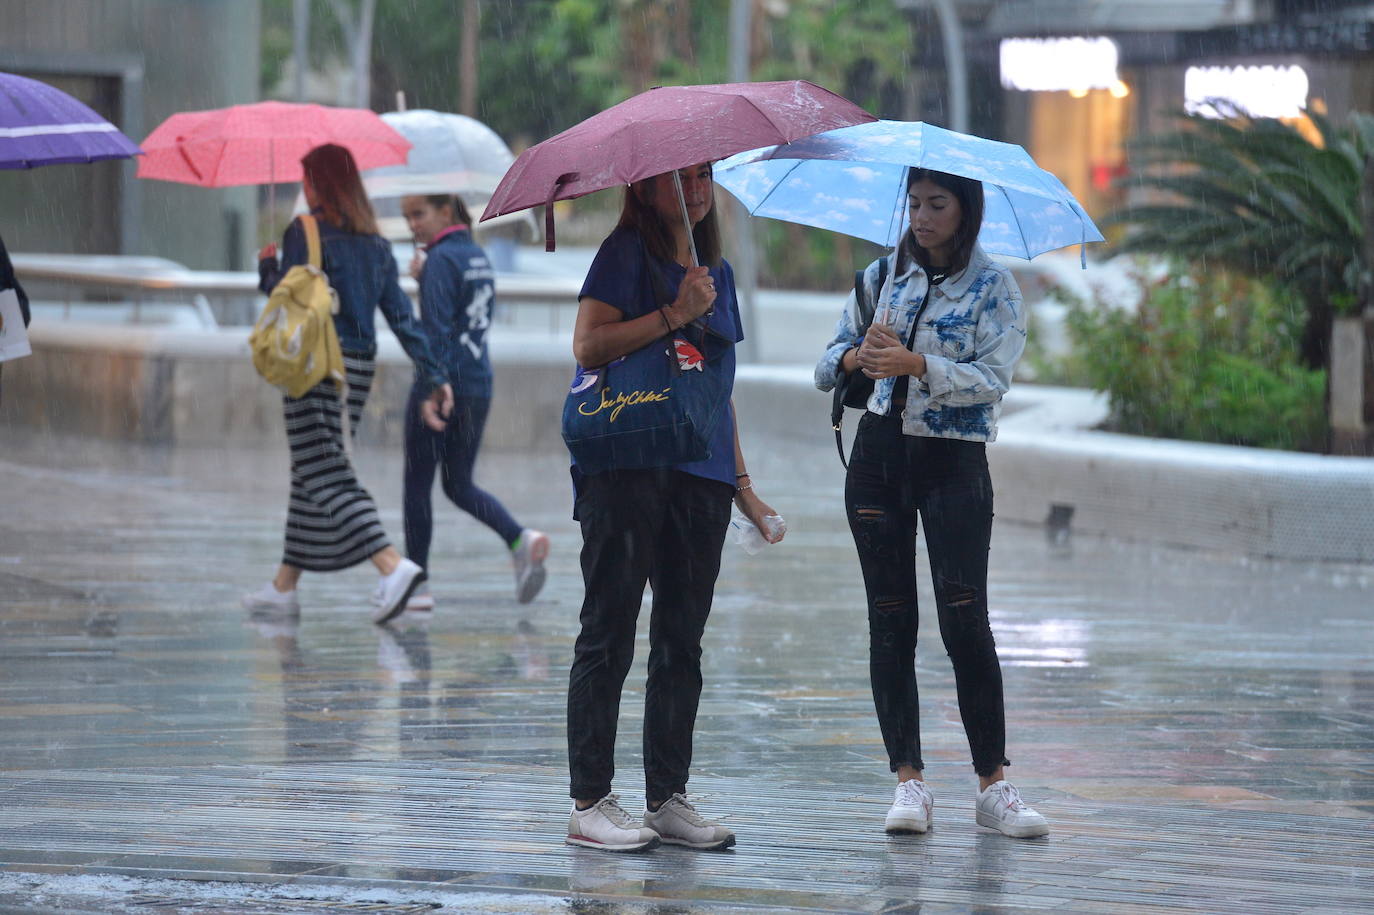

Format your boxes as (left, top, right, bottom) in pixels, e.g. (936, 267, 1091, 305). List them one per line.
(671, 170, 699, 268)
(545, 172, 577, 252)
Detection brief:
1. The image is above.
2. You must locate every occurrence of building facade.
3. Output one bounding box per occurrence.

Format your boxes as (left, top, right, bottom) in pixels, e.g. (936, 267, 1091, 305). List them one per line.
(0, 0, 261, 270)
(980, 0, 1374, 227)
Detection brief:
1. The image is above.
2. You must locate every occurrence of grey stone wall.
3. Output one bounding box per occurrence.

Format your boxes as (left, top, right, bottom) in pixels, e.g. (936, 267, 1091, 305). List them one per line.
(0, 0, 260, 270)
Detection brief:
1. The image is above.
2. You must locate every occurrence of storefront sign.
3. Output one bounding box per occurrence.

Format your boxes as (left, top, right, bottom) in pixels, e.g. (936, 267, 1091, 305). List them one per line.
(1184, 65, 1309, 119)
(1195, 21, 1374, 58)
(1000, 37, 1120, 92)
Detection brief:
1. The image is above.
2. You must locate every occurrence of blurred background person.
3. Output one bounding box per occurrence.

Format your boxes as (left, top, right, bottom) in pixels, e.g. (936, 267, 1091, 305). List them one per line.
(399, 192, 550, 613)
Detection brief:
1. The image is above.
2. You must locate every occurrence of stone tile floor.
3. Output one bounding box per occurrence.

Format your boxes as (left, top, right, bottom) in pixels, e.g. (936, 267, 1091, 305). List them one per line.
(0, 429, 1371, 913)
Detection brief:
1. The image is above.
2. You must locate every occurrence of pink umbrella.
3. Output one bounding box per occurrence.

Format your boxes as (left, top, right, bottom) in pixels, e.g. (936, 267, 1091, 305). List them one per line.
(480, 80, 876, 255)
(137, 101, 411, 187)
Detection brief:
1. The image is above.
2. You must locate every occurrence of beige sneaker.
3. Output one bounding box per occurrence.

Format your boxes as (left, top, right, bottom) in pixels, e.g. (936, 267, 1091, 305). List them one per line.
(644, 794, 735, 850)
(512, 529, 549, 604)
(566, 794, 660, 852)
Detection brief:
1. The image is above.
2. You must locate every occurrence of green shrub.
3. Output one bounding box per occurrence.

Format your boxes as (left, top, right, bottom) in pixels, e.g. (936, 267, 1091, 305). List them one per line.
(1065, 263, 1327, 451)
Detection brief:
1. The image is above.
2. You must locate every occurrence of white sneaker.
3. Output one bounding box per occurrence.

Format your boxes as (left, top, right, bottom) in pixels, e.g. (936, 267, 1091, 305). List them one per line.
(241, 582, 300, 614)
(975, 780, 1049, 838)
(644, 794, 735, 850)
(404, 584, 435, 612)
(372, 558, 426, 625)
(566, 794, 660, 852)
(511, 529, 549, 604)
(885, 778, 934, 834)
(372, 579, 434, 613)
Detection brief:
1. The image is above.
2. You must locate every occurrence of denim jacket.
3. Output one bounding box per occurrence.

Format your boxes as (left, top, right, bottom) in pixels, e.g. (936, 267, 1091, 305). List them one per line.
(258, 216, 446, 391)
(815, 243, 1025, 442)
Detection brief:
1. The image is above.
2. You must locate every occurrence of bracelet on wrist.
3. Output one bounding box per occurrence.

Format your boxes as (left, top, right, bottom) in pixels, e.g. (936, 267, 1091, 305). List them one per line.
(735, 470, 749, 478)
(735, 481, 753, 495)
(660, 306, 679, 333)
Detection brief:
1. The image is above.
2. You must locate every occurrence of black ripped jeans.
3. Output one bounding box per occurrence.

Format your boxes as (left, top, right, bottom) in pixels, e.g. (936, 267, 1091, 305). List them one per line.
(845, 411, 1009, 777)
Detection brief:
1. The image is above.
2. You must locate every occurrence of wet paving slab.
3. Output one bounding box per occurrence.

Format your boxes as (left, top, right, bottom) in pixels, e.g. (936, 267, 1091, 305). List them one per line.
(1, 428, 1371, 913)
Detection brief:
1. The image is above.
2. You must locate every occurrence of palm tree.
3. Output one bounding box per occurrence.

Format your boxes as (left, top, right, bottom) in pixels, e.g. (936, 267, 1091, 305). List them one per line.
(1107, 107, 1374, 371)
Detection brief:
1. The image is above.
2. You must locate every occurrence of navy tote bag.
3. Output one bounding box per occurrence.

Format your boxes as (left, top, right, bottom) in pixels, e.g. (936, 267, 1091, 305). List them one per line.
(561, 235, 733, 476)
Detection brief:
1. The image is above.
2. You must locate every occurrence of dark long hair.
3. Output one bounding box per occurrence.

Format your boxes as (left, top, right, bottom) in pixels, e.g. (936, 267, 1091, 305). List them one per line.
(899, 167, 984, 276)
(617, 168, 722, 267)
(301, 143, 379, 235)
(423, 193, 474, 227)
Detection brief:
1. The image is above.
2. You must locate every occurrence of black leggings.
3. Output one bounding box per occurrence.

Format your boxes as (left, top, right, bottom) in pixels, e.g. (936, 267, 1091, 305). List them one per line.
(402, 389, 522, 571)
(844, 412, 1009, 777)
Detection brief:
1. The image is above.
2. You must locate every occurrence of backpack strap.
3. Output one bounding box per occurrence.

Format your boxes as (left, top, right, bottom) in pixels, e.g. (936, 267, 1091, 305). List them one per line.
(297, 213, 323, 270)
(832, 253, 891, 468)
(294, 212, 347, 436)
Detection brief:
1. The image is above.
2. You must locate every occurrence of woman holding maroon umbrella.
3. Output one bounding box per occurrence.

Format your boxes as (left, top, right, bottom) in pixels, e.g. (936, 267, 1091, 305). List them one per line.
(563, 162, 784, 853)
(478, 80, 875, 852)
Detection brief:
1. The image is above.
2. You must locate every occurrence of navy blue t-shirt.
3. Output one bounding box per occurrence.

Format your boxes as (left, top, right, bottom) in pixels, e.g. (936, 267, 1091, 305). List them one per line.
(577, 226, 745, 487)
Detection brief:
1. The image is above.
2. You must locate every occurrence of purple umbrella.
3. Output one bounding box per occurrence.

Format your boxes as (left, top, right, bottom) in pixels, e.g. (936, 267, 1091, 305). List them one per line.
(0, 71, 142, 169)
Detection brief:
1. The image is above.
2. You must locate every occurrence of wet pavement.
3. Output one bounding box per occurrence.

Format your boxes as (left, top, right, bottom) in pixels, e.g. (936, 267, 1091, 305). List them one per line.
(1, 426, 1371, 914)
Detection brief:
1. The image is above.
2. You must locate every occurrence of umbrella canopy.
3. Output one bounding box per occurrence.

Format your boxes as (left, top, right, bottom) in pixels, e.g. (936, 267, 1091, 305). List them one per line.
(0, 71, 142, 169)
(481, 80, 876, 249)
(364, 109, 515, 200)
(136, 100, 410, 187)
(356, 108, 535, 242)
(714, 120, 1104, 260)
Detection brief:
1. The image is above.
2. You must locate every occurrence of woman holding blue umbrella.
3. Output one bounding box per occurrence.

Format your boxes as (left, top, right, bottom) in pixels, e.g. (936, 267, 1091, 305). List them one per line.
(815, 167, 1050, 839)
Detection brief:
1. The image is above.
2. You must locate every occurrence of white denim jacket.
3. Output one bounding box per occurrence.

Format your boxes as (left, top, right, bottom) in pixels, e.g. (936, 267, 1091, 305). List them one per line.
(815, 244, 1026, 442)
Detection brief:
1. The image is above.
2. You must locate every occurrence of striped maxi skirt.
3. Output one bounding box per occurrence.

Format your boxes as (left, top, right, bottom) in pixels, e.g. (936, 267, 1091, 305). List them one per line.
(280, 352, 390, 571)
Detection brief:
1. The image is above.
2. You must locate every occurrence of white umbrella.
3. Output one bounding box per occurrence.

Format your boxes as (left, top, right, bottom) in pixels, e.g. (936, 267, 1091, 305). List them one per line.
(366, 108, 512, 199)
(295, 109, 536, 242)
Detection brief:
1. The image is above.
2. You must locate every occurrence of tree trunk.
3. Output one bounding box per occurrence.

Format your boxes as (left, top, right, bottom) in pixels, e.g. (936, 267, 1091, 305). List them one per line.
(459, 0, 479, 116)
(1328, 148, 1374, 454)
(1302, 297, 1333, 371)
(1329, 313, 1374, 455)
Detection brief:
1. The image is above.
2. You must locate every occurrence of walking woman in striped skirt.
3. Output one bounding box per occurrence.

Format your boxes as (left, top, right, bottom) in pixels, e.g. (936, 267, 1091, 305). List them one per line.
(245, 143, 454, 624)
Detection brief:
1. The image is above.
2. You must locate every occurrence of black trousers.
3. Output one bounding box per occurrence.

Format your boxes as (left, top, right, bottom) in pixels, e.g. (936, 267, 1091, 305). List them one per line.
(567, 468, 733, 804)
(845, 412, 1010, 777)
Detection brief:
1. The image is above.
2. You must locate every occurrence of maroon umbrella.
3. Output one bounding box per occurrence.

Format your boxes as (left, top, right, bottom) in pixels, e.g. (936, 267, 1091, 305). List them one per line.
(480, 80, 876, 254)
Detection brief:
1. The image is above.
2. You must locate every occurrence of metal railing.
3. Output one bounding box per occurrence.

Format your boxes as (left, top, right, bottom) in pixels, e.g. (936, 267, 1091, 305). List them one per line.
(12, 253, 585, 331)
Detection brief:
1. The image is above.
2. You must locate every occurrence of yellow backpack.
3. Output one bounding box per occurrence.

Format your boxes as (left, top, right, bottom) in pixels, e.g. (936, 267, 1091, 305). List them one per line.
(249, 213, 345, 398)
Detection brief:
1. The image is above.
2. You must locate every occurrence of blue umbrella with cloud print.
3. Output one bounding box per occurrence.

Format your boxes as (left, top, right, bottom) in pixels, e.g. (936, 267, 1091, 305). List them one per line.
(714, 120, 1103, 261)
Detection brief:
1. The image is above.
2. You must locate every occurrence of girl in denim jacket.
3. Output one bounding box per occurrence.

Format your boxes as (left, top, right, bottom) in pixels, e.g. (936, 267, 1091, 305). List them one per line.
(246, 144, 452, 625)
(816, 167, 1049, 839)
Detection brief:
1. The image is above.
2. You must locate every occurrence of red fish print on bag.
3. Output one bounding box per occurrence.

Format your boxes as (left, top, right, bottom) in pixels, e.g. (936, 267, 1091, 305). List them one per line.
(674, 338, 705, 372)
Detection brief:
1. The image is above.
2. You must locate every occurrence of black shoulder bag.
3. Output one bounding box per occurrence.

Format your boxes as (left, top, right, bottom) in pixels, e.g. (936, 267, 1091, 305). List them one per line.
(830, 256, 932, 468)
(830, 255, 888, 467)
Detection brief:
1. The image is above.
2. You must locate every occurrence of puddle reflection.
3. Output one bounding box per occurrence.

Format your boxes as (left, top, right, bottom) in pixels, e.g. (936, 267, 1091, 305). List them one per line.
(244, 607, 556, 764)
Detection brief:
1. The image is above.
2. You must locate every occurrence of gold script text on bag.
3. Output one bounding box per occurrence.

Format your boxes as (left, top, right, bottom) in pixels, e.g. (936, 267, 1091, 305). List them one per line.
(249, 213, 345, 398)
